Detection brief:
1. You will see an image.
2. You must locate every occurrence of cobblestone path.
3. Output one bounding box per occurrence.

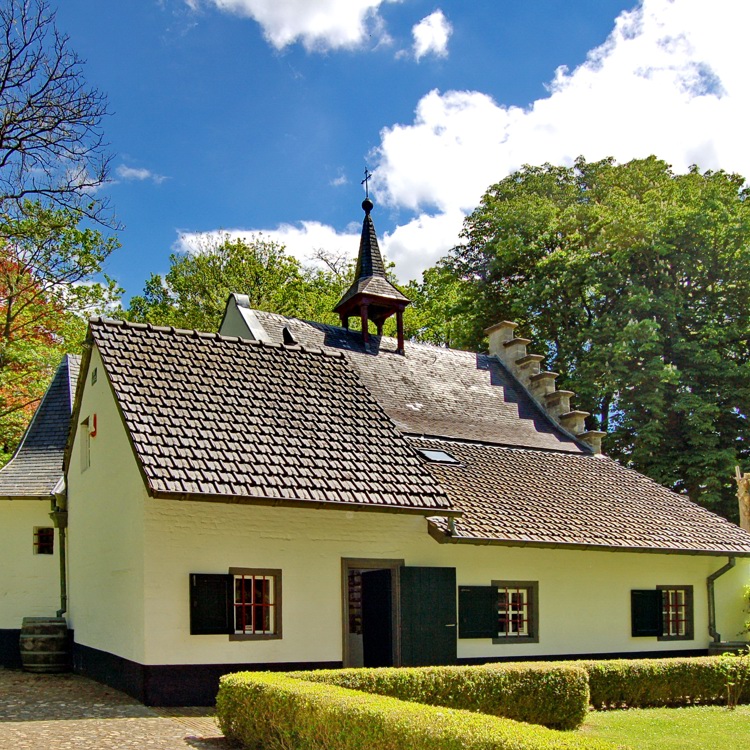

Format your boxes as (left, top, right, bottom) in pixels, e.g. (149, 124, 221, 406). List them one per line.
(0, 668, 235, 749)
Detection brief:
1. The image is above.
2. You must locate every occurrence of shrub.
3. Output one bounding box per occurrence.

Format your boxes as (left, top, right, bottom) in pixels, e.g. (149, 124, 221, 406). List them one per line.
(573, 657, 750, 709)
(216, 671, 615, 750)
(289, 663, 588, 730)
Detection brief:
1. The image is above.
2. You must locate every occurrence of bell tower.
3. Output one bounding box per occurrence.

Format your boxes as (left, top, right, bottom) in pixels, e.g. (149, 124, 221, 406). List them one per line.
(333, 194, 411, 354)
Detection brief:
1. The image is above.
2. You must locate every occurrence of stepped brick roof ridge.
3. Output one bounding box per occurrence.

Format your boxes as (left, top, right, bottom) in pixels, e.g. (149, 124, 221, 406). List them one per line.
(0, 355, 80, 499)
(415, 438, 750, 555)
(87, 318, 452, 512)
(251, 310, 586, 454)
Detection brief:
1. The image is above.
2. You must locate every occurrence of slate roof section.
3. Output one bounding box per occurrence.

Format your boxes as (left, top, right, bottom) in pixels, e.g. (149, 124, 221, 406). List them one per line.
(88, 318, 452, 512)
(0, 355, 79, 499)
(249, 311, 586, 454)
(414, 438, 750, 555)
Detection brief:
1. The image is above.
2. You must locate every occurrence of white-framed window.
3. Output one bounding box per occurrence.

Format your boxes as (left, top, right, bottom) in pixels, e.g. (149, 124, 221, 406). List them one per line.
(458, 580, 539, 644)
(189, 568, 282, 640)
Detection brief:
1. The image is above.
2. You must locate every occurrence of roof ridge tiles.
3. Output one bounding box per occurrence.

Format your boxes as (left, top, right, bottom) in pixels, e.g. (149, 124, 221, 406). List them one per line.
(90, 315, 348, 360)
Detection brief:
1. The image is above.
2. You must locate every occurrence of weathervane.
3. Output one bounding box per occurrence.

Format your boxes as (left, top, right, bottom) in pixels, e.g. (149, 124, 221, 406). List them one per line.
(361, 167, 373, 198)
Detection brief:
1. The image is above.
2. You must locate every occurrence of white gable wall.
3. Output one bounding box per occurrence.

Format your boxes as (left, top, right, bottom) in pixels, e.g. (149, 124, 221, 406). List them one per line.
(141, 495, 749, 665)
(66, 346, 148, 664)
(0, 500, 59, 628)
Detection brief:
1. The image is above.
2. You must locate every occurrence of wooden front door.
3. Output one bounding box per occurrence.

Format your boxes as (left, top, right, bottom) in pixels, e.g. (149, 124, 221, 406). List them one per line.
(399, 566, 457, 666)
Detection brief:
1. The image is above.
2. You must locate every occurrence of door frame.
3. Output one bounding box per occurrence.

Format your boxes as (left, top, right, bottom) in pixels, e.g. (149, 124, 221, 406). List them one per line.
(341, 558, 404, 668)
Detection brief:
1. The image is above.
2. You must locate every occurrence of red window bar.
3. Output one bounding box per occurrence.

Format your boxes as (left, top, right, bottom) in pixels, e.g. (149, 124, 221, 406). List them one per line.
(662, 589, 686, 637)
(34, 527, 54, 555)
(497, 586, 529, 637)
(234, 575, 275, 635)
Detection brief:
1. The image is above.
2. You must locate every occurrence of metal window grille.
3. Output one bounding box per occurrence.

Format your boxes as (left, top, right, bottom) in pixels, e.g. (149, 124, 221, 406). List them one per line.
(662, 589, 687, 637)
(234, 574, 275, 635)
(34, 527, 54, 555)
(497, 586, 529, 637)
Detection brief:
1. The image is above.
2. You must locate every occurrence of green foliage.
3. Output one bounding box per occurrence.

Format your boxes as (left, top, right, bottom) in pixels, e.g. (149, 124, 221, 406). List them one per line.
(717, 647, 750, 709)
(448, 156, 750, 518)
(126, 237, 359, 333)
(290, 663, 589, 730)
(216, 671, 615, 750)
(576, 656, 750, 709)
(0, 201, 120, 461)
(127, 235, 306, 331)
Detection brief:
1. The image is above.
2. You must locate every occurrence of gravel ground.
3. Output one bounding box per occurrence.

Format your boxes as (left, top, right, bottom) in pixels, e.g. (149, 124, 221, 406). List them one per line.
(0, 667, 237, 750)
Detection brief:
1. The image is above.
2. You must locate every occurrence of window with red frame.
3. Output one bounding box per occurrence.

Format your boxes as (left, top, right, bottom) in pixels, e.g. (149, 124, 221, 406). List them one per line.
(493, 580, 538, 643)
(234, 573, 277, 635)
(659, 585, 694, 640)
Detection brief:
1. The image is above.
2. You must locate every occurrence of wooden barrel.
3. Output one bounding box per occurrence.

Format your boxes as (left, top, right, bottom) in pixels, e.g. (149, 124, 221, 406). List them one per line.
(19, 617, 70, 673)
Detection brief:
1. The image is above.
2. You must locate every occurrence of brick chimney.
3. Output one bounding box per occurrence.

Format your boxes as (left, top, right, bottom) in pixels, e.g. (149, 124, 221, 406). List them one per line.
(485, 321, 606, 454)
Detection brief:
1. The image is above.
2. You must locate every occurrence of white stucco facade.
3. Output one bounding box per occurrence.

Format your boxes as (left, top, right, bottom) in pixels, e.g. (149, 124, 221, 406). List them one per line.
(0, 500, 59, 629)
(139, 497, 750, 666)
(66, 346, 148, 664)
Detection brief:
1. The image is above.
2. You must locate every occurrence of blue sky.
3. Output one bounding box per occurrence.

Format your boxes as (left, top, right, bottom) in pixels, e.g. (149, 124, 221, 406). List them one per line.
(53, 0, 749, 301)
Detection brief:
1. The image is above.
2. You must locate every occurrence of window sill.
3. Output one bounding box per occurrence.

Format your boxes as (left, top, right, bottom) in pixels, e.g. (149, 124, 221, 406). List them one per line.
(492, 636, 539, 645)
(229, 633, 282, 642)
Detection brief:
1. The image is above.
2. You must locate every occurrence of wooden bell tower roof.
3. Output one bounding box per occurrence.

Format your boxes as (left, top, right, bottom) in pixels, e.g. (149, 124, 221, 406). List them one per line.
(333, 195, 411, 354)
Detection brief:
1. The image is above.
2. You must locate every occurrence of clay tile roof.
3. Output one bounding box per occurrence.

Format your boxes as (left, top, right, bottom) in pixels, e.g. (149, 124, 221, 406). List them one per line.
(413, 438, 750, 555)
(88, 319, 451, 512)
(0, 355, 79, 499)
(251, 311, 585, 454)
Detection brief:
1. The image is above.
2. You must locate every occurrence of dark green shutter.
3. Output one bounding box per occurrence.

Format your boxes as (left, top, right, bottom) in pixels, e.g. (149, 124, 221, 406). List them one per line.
(399, 566, 457, 666)
(631, 589, 662, 637)
(458, 586, 497, 639)
(190, 574, 233, 635)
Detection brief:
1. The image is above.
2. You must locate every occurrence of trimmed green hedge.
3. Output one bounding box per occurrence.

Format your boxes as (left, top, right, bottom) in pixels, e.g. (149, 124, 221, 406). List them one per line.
(288, 664, 588, 730)
(571, 657, 750, 709)
(216, 671, 616, 750)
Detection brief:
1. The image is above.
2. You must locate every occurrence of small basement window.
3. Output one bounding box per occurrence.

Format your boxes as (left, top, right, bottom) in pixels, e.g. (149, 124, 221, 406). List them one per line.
(34, 527, 54, 555)
(416, 449, 459, 464)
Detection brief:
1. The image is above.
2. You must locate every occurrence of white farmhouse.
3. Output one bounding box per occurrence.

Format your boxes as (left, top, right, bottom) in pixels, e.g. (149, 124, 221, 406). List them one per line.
(2, 200, 749, 706)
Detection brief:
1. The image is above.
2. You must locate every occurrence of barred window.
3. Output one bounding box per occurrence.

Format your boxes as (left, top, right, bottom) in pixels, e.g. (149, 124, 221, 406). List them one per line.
(34, 527, 54, 555)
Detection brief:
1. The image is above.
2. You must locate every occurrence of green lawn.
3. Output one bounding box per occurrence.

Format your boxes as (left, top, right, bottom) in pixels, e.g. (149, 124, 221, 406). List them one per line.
(579, 705, 750, 749)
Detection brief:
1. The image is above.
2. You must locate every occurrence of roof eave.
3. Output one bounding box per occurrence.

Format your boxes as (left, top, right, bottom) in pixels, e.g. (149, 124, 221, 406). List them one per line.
(427, 523, 750, 557)
(148, 487, 461, 517)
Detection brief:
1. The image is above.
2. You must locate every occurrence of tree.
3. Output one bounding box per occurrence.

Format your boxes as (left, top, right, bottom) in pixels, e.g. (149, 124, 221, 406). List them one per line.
(0, 0, 112, 223)
(0, 201, 119, 461)
(127, 235, 316, 332)
(449, 156, 750, 519)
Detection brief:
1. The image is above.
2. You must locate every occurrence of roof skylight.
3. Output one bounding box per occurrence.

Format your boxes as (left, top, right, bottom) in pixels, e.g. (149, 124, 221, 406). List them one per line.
(417, 448, 459, 464)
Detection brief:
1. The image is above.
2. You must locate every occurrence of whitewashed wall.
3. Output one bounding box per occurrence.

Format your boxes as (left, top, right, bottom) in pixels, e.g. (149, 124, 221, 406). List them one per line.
(0, 500, 59, 628)
(66, 346, 148, 664)
(142, 495, 750, 665)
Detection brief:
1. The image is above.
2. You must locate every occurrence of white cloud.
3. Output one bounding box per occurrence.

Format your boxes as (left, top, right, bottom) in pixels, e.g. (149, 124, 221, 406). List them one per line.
(196, 0, 399, 51)
(185, 1, 750, 284)
(412, 9, 451, 61)
(116, 165, 168, 184)
(369, 0, 750, 279)
(175, 221, 360, 266)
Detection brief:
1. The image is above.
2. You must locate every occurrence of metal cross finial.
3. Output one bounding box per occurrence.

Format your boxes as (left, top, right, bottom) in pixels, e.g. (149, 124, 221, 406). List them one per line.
(361, 167, 372, 198)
